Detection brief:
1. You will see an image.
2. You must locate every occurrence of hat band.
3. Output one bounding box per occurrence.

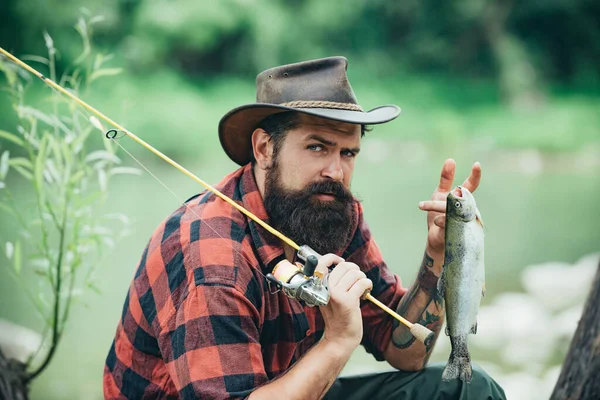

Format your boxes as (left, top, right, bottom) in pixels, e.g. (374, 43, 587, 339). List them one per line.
(279, 100, 364, 112)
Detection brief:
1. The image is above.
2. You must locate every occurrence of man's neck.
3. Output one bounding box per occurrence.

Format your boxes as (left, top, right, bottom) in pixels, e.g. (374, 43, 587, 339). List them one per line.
(252, 163, 267, 199)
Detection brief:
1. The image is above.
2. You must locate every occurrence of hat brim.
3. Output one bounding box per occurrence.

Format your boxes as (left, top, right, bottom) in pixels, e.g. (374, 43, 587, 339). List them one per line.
(219, 103, 401, 166)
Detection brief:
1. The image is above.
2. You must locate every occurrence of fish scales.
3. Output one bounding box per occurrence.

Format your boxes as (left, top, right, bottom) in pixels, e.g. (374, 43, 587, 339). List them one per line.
(438, 186, 485, 382)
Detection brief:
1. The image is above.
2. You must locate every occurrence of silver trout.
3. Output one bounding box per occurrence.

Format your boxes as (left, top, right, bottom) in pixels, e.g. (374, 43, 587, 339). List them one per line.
(438, 186, 485, 382)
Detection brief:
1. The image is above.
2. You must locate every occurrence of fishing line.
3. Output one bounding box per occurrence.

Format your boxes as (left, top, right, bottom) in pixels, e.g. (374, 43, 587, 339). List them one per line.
(0, 47, 434, 343)
(51, 88, 263, 284)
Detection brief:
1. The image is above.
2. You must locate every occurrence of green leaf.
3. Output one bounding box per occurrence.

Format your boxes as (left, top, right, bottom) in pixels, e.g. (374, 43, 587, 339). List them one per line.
(17, 106, 55, 127)
(8, 157, 33, 170)
(109, 167, 142, 176)
(0, 61, 19, 86)
(69, 169, 86, 184)
(20, 55, 49, 66)
(71, 125, 92, 156)
(43, 31, 55, 55)
(89, 15, 106, 26)
(5, 242, 14, 259)
(84, 150, 120, 165)
(98, 168, 107, 192)
(35, 135, 49, 190)
(49, 137, 64, 171)
(0, 151, 9, 180)
(74, 17, 91, 64)
(92, 53, 113, 71)
(61, 140, 74, 165)
(12, 165, 33, 180)
(104, 135, 116, 154)
(0, 130, 24, 147)
(89, 68, 123, 83)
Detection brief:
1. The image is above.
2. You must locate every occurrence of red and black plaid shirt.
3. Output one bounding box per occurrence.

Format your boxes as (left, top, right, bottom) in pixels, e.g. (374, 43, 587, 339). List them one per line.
(103, 163, 407, 399)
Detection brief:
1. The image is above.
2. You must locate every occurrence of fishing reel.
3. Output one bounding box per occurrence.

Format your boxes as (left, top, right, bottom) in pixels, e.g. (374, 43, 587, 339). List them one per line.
(265, 245, 330, 307)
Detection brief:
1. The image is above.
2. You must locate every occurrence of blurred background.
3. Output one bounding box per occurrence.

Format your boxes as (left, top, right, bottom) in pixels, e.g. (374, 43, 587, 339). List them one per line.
(0, 0, 598, 399)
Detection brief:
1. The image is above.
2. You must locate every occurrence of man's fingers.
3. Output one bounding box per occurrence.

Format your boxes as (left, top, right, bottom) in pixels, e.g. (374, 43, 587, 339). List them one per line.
(315, 253, 344, 277)
(461, 161, 482, 193)
(348, 278, 373, 300)
(418, 200, 446, 214)
(433, 215, 446, 229)
(436, 159, 456, 193)
(327, 260, 359, 287)
(333, 268, 367, 293)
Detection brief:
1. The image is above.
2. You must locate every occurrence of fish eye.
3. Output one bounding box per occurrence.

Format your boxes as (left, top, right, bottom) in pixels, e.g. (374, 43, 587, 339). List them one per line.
(455, 201, 461, 208)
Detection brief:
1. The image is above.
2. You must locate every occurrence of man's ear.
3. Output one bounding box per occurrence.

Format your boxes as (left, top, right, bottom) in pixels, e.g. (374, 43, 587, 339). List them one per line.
(251, 128, 273, 169)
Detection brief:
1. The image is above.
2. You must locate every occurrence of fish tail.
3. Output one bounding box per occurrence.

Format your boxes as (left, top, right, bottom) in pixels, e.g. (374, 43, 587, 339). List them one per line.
(442, 336, 473, 382)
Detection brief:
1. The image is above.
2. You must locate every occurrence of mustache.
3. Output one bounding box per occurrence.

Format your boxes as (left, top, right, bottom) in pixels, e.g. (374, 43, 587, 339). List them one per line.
(304, 180, 353, 202)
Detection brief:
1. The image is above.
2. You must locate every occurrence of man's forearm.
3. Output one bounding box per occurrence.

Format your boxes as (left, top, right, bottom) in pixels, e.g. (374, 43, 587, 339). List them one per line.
(384, 251, 445, 370)
(249, 337, 353, 400)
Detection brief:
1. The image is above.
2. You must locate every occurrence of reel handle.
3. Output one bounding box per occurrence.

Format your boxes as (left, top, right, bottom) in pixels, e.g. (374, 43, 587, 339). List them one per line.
(303, 255, 319, 277)
(265, 273, 282, 289)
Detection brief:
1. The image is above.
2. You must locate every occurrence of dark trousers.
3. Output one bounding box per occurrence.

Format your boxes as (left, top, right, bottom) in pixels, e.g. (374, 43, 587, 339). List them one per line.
(324, 363, 506, 400)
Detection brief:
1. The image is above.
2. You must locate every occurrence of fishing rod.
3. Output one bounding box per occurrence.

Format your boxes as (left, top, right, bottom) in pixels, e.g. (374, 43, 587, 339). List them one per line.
(0, 47, 434, 346)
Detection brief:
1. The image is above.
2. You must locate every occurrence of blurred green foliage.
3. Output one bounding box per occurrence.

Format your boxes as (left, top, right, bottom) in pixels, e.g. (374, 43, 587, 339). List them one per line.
(2, 0, 599, 81)
(0, 21, 137, 392)
(0, 0, 598, 163)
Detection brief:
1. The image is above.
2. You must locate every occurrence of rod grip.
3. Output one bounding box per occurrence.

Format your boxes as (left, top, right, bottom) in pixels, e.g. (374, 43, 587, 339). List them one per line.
(409, 323, 435, 347)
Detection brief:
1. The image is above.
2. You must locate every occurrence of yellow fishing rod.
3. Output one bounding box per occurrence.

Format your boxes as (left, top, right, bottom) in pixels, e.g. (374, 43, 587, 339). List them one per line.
(0, 47, 434, 346)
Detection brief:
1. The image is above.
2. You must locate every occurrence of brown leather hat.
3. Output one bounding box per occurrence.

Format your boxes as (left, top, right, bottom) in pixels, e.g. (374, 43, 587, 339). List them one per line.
(218, 56, 401, 166)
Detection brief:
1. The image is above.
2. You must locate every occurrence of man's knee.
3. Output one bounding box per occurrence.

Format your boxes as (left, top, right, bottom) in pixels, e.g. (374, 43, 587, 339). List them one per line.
(326, 363, 506, 400)
(414, 362, 505, 399)
(470, 363, 505, 398)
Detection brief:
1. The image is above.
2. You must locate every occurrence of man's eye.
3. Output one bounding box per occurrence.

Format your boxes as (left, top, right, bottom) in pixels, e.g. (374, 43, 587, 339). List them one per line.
(342, 150, 356, 158)
(308, 144, 324, 152)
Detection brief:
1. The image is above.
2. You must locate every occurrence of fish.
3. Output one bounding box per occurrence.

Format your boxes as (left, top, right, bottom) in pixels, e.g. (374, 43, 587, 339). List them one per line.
(438, 186, 485, 382)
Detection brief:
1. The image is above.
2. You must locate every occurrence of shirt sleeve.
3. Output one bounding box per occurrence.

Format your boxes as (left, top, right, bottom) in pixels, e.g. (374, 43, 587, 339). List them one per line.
(343, 203, 407, 361)
(157, 278, 268, 399)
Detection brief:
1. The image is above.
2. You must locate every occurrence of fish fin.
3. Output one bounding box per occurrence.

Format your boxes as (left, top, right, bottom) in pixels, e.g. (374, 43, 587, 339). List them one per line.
(482, 282, 486, 297)
(442, 357, 473, 382)
(442, 338, 472, 382)
(470, 322, 478, 334)
(475, 208, 485, 231)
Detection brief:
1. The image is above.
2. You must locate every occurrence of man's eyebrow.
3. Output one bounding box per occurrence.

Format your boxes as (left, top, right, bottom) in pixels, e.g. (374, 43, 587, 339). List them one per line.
(306, 134, 336, 147)
(306, 134, 360, 153)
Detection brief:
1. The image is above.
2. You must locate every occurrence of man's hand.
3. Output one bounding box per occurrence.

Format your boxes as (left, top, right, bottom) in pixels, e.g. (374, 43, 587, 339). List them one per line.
(418, 159, 482, 255)
(316, 254, 373, 352)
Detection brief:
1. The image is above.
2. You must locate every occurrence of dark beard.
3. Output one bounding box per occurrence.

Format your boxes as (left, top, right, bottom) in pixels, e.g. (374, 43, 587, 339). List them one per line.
(264, 164, 355, 255)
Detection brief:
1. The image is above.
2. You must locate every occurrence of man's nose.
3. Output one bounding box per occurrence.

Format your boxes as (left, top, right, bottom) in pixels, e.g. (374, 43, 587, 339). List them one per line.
(321, 156, 344, 182)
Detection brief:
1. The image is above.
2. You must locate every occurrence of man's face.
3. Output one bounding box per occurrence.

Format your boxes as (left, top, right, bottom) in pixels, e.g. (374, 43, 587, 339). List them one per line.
(263, 114, 362, 254)
(270, 114, 361, 194)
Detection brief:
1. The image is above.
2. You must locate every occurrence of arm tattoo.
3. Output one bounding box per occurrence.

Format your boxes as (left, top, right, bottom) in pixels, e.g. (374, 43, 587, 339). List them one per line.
(392, 283, 419, 349)
(392, 252, 444, 351)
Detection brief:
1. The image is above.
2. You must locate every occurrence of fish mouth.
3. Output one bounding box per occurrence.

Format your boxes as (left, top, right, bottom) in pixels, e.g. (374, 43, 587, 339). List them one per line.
(452, 186, 463, 199)
(449, 186, 471, 201)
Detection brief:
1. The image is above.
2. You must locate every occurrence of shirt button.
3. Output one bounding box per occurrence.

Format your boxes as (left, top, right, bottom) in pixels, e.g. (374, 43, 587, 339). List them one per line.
(306, 329, 312, 336)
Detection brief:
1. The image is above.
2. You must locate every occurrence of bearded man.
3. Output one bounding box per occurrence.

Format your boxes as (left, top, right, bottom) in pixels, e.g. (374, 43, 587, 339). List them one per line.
(103, 57, 505, 399)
